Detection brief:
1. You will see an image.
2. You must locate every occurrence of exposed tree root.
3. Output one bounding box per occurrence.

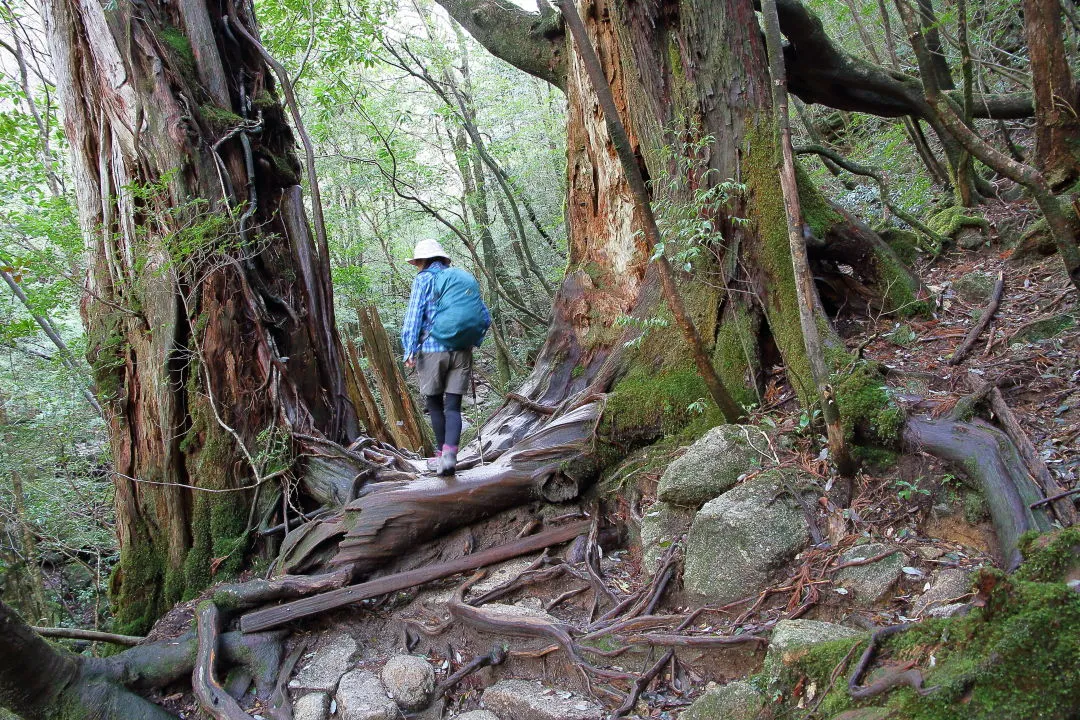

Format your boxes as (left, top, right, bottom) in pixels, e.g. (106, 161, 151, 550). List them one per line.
(904, 416, 1053, 569)
(194, 604, 256, 720)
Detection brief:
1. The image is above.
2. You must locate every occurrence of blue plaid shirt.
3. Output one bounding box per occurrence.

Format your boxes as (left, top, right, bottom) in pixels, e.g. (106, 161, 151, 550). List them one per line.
(401, 261, 490, 361)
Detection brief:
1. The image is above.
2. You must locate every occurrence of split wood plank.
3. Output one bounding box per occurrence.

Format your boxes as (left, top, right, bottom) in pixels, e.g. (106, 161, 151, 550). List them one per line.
(241, 520, 591, 633)
(948, 271, 1004, 365)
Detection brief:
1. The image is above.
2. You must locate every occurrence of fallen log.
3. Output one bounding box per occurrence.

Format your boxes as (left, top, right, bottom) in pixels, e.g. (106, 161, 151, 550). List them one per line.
(904, 416, 1053, 569)
(241, 519, 591, 633)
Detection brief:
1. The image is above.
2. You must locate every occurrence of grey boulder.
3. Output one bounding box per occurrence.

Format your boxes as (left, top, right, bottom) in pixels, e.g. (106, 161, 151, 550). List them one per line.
(681, 680, 765, 720)
(833, 543, 906, 605)
(657, 425, 772, 508)
(683, 469, 810, 605)
(640, 500, 694, 574)
(765, 619, 863, 679)
(481, 679, 603, 720)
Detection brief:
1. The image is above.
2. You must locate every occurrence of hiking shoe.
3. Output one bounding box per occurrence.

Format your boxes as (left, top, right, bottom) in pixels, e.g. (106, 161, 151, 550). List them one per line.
(425, 456, 441, 473)
(438, 448, 458, 476)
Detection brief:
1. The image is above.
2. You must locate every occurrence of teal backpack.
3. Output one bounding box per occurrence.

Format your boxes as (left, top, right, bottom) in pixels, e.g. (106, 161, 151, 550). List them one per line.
(427, 266, 488, 350)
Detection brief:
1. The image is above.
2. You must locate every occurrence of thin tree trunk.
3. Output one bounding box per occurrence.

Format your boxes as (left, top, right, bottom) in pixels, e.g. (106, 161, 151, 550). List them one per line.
(762, 0, 854, 476)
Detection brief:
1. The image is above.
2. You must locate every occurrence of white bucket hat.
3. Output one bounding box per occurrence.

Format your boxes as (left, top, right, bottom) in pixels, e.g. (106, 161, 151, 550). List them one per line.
(408, 238, 450, 265)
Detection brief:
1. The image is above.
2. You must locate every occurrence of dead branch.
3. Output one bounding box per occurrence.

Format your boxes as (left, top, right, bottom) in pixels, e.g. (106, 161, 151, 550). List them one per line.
(434, 644, 506, 701)
(194, 604, 255, 720)
(30, 626, 144, 647)
(948, 271, 1005, 365)
(974, 379, 1079, 526)
(613, 649, 673, 718)
(266, 639, 307, 720)
(848, 623, 936, 699)
(241, 520, 590, 632)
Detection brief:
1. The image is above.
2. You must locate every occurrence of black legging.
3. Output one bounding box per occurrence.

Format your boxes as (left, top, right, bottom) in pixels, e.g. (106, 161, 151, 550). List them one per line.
(425, 393, 463, 450)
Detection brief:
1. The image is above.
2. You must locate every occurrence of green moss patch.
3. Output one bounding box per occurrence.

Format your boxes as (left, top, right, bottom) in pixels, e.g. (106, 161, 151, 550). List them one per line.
(927, 206, 988, 239)
(777, 536, 1080, 720)
(833, 361, 903, 445)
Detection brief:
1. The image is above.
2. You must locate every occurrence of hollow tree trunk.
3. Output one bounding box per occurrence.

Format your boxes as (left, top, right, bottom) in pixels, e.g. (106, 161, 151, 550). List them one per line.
(43, 0, 359, 632)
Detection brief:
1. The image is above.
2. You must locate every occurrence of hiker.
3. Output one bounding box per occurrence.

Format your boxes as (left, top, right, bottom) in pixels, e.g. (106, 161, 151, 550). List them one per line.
(401, 239, 491, 475)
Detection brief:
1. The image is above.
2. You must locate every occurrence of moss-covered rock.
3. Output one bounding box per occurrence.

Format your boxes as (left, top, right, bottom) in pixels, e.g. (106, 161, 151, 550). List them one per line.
(927, 206, 989, 240)
(880, 228, 920, 265)
(774, 531, 1080, 719)
(640, 500, 695, 575)
(952, 271, 995, 304)
(656, 424, 772, 508)
(683, 469, 811, 605)
(1013, 312, 1076, 343)
(833, 542, 906, 605)
(682, 680, 766, 720)
(765, 619, 863, 681)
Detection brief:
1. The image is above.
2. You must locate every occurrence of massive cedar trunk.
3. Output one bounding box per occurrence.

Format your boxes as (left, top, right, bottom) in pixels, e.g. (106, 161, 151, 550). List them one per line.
(452, 0, 917, 459)
(43, 0, 359, 631)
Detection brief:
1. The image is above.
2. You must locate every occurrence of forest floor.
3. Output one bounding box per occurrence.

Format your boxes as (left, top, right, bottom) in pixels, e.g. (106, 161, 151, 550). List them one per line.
(135, 218, 1078, 720)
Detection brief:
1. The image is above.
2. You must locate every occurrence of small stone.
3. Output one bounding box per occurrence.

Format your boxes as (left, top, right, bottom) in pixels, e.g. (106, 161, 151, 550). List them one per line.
(640, 501, 694, 575)
(915, 546, 945, 560)
(481, 679, 603, 720)
(380, 655, 435, 712)
(765, 619, 862, 679)
(833, 543, 906, 605)
(956, 226, 986, 250)
(927, 602, 969, 618)
(292, 634, 358, 692)
(681, 680, 765, 720)
(336, 670, 396, 720)
(912, 568, 972, 617)
(657, 425, 773, 508)
(294, 692, 330, 720)
(452, 712, 500, 720)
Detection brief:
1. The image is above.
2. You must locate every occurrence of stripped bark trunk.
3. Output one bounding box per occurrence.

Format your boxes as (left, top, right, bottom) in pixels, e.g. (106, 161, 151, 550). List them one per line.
(356, 304, 431, 453)
(1022, 0, 1080, 186)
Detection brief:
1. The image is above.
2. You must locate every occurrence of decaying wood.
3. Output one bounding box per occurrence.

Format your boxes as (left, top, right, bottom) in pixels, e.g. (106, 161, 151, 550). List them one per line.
(904, 416, 1053, 569)
(948, 271, 1005, 365)
(344, 336, 393, 445)
(194, 604, 256, 720)
(30, 625, 144, 647)
(973, 379, 1079, 526)
(328, 401, 602, 572)
(241, 520, 591, 632)
(212, 568, 352, 610)
(357, 304, 431, 453)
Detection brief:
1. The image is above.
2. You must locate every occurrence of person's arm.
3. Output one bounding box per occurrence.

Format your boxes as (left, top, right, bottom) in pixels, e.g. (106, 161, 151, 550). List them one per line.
(401, 273, 431, 362)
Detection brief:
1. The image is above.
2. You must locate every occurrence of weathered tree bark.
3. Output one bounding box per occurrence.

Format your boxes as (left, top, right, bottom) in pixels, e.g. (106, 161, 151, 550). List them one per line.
(1022, 0, 1080, 186)
(43, 0, 360, 631)
(434, 0, 921, 466)
(356, 304, 431, 454)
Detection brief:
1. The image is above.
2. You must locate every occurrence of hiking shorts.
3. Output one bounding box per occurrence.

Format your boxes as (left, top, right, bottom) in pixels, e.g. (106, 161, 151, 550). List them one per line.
(416, 350, 473, 396)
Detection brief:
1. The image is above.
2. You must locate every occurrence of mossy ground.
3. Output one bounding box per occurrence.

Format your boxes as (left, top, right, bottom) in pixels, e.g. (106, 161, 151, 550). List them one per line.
(927, 206, 988, 239)
(773, 530, 1080, 720)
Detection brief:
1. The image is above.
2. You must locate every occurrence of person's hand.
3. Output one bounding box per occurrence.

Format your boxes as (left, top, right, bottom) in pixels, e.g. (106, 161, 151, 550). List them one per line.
(405, 357, 416, 369)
